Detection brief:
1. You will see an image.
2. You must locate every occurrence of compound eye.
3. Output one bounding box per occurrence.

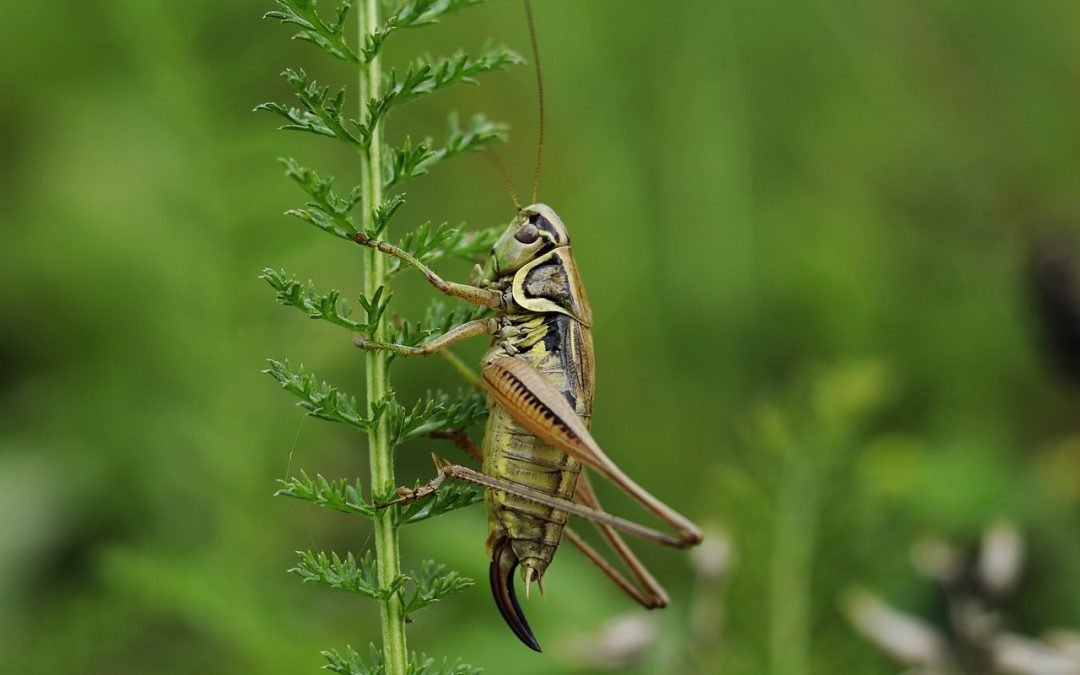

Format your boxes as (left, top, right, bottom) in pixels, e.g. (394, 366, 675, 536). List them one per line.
(514, 223, 540, 244)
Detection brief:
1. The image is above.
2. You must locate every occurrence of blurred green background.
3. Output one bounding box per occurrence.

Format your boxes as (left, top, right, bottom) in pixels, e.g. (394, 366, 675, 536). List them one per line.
(3, 0, 1080, 673)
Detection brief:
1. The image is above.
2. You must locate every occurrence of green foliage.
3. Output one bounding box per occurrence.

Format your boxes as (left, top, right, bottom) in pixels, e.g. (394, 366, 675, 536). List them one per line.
(370, 48, 522, 127)
(259, 0, 519, 670)
(387, 0, 486, 30)
(388, 221, 501, 276)
(390, 300, 483, 349)
(262, 268, 393, 335)
(9, 1, 1080, 674)
(399, 481, 482, 524)
(256, 68, 366, 145)
(276, 470, 376, 517)
(384, 114, 506, 190)
(385, 388, 488, 445)
(279, 158, 361, 239)
(258, 51, 519, 152)
(402, 559, 475, 614)
(293, 550, 405, 600)
(292, 550, 474, 616)
(262, 269, 366, 330)
(322, 644, 482, 675)
(266, 1, 362, 64)
(265, 359, 383, 430)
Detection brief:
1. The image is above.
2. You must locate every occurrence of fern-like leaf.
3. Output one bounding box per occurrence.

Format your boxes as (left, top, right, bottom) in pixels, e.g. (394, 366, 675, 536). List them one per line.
(388, 0, 486, 30)
(292, 550, 408, 600)
(399, 481, 483, 525)
(276, 470, 376, 517)
(280, 158, 361, 239)
(403, 560, 475, 614)
(383, 114, 506, 190)
(257, 69, 368, 146)
(262, 268, 366, 330)
(384, 387, 488, 446)
(367, 47, 523, 130)
(265, 359, 380, 429)
(322, 645, 482, 675)
(266, 0, 362, 63)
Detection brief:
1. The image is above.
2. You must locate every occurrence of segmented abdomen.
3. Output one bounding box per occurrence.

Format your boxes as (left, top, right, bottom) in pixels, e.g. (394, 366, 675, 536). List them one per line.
(482, 313, 594, 577)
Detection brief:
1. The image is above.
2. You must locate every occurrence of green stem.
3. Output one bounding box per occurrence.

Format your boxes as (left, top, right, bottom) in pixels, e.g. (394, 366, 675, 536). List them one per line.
(358, 1, 407, 673)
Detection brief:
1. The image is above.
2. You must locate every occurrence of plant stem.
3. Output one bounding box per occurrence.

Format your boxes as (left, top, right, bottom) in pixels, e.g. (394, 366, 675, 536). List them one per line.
(358, 1, 407, 673)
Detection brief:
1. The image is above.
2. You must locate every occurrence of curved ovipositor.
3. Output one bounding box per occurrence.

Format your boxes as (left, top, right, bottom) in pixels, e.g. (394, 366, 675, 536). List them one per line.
(490, 539, 543, 652)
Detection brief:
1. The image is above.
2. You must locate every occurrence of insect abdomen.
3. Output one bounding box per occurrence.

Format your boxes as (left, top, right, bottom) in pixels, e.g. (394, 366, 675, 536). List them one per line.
(483, 314, 594, 574)
(483, 404, 582, 572)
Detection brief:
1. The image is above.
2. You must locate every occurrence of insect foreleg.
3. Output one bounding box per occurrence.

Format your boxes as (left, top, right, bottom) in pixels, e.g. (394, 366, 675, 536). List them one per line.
(355, 318, 498, 356)
(353, 233, 503, 308)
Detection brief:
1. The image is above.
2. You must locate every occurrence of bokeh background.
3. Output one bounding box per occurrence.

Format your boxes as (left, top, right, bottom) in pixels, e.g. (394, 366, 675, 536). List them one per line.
(3, 0, 1080, 673)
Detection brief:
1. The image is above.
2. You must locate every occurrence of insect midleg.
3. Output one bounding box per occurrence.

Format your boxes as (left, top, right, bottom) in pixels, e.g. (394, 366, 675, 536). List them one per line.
(354, 318, 498, 356)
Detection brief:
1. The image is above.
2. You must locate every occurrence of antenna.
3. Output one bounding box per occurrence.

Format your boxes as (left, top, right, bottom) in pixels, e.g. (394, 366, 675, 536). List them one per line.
(524, 0, 544, 205)
(484, 147, 522, 212)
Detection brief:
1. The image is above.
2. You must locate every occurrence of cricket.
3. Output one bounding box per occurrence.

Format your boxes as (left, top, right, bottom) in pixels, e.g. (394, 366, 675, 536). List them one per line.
(351, 1, 704, 652)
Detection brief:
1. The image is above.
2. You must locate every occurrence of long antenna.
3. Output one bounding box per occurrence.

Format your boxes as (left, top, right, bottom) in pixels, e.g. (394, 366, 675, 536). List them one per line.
(524, 0, 544, 205)
(484, 147, 522, 212)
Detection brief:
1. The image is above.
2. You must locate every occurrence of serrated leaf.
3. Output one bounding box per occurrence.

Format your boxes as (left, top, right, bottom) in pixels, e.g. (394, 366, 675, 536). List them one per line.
(399, 480, 483, 525)
(292, 550, 408, 600)
(388, 220, 501, 276)
(322, 644, 379, 675)
(266, 0, 362, 63)
(262, 269, 393, 336)
(403, 560, 475, 613)
(370, 193, 407, 237)
(280, 158, 361, 240)
(276, 470, 376, 517)
(384, 387, 488, 446)
(262, 268, 365, 330)
(388, 0, 486, 30)
(366, 46, 523, 129)
(383, 113, 506, 190)
(265, 359, 378, 429)
(259, 68, 368, 147)
(322, 645, 482, 675)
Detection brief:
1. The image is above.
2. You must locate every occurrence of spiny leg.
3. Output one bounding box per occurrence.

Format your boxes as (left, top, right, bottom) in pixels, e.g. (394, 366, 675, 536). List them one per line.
(377, 432, 483, 510)
(355, 318, 497, 357)
(376, 454, 454, 508)
(428, 429, 484, 463)
(353, 233, 503, 308)
(483, 355, 703, 547)
(564, 473, 670, 609)
(379, 459, 688, 547)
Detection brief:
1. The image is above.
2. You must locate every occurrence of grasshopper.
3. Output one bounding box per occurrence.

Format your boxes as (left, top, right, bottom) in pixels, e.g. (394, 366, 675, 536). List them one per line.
(353, 2, 703, 652)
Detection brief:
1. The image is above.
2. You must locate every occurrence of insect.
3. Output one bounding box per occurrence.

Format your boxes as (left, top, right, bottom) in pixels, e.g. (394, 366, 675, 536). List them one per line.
(353, 1, 703, 652)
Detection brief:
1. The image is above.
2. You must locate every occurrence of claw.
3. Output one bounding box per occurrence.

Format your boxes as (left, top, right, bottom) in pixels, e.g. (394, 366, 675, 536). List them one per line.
(490, 540, 542, 652)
